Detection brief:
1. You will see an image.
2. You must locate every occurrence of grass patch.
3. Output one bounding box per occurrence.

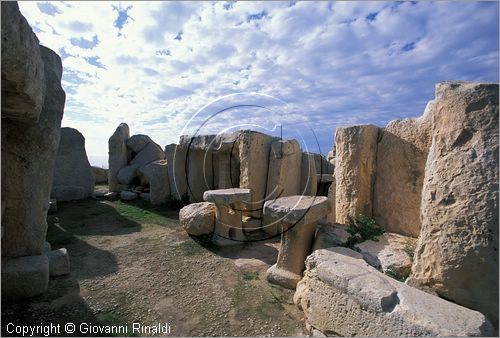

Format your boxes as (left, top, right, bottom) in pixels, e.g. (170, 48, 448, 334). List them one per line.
(96, 311, 138, 337)
(112, 200, 177, 228)
(345, 216, 385, 248)
(242, 271, 259, 281)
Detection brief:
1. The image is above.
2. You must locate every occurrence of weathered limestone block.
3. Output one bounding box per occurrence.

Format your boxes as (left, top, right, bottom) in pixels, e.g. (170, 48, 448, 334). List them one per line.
(334, 125, 378, 224)
(187, 150, 213, 202)
(92, 166, 108, 184)
(126, 134, 153, 153)
(203, 188, 251, 245)
(164, 144, 188, 200)
(1, 2, 45, 123)
(238, 131, 277, 218)
(212, 132, 241, 190)
(108, 123, 130, 192)
(265, 196, 328, 289)
(120, 191, 138, 201)
(308, 152, 334, 174)
(179, 202, 216, 236)
(47, 248, 70, 276)
(411, 82, 499, 326)
(117, 164, 139, 185)
(1, 46, 65, 259)
(300, 153, 318, 196)
(130, 141, 165, 166)
(355, 232, 417, 280)
(1, 255, 50, 299)
(312, 222, 349, 251)
(51, 127, 94, 201)
(373, 101, 434, 237)
(137, 160, 170, 205)
(294, 248, 493, 337)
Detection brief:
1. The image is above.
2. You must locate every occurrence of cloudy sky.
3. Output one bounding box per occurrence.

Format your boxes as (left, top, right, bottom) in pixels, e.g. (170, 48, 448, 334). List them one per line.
(19, 1, 499, 167)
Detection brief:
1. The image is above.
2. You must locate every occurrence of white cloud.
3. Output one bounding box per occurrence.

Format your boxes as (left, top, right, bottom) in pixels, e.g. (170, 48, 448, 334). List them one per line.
(18, 1, 498, 167)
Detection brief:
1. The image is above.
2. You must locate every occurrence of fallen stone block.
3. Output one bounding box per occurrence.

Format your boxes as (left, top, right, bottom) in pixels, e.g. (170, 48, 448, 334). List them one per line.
(120, 191, 138, 201)
(355, 232, 416, 280)
(312, 222, 350, 251)
(179, 202, 215, 236)
(294, 248, 493, 337)
(47, 248, 70, 276)
(1, 254, 49, 299)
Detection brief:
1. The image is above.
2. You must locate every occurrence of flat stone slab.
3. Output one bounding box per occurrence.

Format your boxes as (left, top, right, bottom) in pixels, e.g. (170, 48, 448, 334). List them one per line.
(264, 196, 328, 225)
(203, 188, 251, 204)
(294, 248, 493, 336)
(120, 191, 138, 201)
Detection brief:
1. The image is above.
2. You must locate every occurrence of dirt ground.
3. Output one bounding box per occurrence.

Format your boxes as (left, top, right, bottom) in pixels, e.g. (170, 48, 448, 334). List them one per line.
(1, 188, 307, 337)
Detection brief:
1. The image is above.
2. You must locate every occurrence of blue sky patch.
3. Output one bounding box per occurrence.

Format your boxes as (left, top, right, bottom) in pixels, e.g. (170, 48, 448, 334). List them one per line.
(36, 2, 61, 16)
(70, 35, 98, 49)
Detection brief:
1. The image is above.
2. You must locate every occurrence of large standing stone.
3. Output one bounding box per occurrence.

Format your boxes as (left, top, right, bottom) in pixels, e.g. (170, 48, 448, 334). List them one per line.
(294, 248, 493, 337)
(237, 131, 277, 218)
(51, 127, 94, 201)
(1, 46, 65, 258)
(1, 2, 45, 123)
(325, 177, 336, 223)
(108, 123, 130, 192)
(179, 202, 216, 236)
(300, 153, 318, 196)
(372, 101, 434, 237)
(411, 82, 499, 326)
(334, 125, 379, 224)
(137, 160, 170, 205)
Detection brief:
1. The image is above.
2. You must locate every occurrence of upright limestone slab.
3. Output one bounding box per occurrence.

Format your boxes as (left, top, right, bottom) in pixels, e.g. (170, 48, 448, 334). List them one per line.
(1, 46, 65, 258)
(373, 102, 433, 237)
(238, 131, 277, 218)
(51, 127, 95, 201)
(334, 125, 378, 224)
(411, 82, 499, 326)
(300, 153, 318, 196)
(1, 2, 45, 122)
(137, 160, 170, 205)
(108, 123, 130, 191)
(165, 143, 187, 200)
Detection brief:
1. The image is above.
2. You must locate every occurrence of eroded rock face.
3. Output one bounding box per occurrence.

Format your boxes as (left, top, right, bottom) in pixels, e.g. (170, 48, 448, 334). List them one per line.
(372, 101, 434, 237)
(126, 134, 153, 153)
(1, 2, 45, 123)
(92, 166, 108, 184)
(108, 123, 130, 192)
(51, 127, 94, 201)
(294, 248, 493, 337)
(411, 82, 499, 326)
(130, 141, 165, 166)
(334, 125, 379, 224)
(1, 46, 65, 258)
(179, 202, 216, 236)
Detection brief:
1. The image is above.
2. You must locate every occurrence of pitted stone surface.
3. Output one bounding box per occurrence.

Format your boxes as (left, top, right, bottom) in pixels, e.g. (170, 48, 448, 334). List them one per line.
(203, 188, 251, 205)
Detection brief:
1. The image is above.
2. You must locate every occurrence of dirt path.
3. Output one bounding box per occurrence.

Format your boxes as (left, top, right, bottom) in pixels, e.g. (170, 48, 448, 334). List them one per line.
(2, 196, 306, 337)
